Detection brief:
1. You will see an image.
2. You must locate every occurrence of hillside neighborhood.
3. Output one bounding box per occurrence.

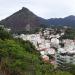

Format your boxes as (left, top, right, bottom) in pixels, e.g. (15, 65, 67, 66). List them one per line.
(0, 2, 75, 74)
(13, 27, 75, 68)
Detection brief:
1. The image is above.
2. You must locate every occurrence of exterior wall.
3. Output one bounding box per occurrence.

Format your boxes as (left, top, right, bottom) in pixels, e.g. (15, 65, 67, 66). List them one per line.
(56, 52, 75, 70)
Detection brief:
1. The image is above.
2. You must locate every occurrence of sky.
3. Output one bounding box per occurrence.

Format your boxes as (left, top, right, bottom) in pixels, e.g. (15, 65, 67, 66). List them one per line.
(0, 0, 75, 20)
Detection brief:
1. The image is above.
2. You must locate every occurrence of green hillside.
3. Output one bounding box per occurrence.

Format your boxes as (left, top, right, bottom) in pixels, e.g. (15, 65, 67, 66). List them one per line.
(0, 27, 73, 75)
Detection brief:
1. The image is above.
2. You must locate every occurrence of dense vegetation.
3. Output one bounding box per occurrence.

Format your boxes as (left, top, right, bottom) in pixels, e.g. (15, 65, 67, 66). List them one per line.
(61, 28, 75, 39)
(0, 27, 73, 75)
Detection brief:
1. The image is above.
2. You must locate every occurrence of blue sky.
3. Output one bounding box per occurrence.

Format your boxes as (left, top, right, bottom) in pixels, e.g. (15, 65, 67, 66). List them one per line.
(0, 0, 75, 20)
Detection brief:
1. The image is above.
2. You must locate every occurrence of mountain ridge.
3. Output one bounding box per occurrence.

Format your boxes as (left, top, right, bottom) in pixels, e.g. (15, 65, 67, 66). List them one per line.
(0, 7, 75, 33)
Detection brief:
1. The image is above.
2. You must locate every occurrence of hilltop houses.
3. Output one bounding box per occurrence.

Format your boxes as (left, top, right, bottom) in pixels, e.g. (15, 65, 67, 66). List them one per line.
(13, 27, 75, 67)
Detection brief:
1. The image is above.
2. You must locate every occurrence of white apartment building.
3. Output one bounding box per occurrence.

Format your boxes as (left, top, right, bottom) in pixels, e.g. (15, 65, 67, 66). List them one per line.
(56, 39, 75, 68)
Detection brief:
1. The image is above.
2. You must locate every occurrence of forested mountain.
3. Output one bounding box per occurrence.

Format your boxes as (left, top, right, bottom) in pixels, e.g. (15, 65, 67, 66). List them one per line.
(0, 7, 47, 33)
(47, 15, 75, 27)
(0, 7, 75, 33)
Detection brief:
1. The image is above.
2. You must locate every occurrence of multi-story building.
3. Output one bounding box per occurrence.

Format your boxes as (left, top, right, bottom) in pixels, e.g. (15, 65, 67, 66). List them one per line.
(56, 47, 75, 70)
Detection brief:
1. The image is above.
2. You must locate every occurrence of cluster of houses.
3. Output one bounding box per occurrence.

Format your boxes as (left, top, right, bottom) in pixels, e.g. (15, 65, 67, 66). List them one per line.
(19, 33, 57, 64)
(1, 24, 75, 68)
(13, 27, 75, 68)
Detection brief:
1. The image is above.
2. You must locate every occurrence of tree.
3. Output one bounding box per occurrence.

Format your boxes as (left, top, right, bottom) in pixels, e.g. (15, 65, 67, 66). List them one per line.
(0, 27, 12, 40)
(61, 28, 75, 39)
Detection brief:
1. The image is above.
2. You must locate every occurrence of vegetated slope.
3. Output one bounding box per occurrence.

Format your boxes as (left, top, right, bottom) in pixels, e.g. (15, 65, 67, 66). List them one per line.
(0, 27, 73, 75)
(47, 15, 75, 27)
